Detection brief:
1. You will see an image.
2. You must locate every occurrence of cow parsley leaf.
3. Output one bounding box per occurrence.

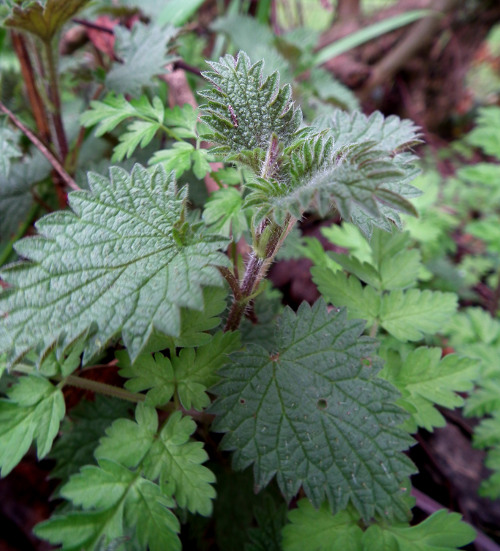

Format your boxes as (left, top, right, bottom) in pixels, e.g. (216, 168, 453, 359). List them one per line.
(211, 299, 415, 521)
(35, 459, 181, 551)
(0, 164, 229, 367)
(118, 331, 240, 409)
(96, 405, 216, 516)
(379, 348, 478, 432)
(0, 375, 65, 475)
(282, 500, 475, 551)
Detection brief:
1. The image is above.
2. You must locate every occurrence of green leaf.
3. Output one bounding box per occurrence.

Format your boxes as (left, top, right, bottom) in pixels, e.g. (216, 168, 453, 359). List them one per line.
(0, 125, 21, 178)
(247, 126, 420, 233)
(380, 290, 457, 342)
(143, 410, 216, 515)
(5, 0, 91, 42)
(379, 348, 478, 432)
(0, 375, 65, 475)
(211, 300, 415, 521)
(313, 10, 431, 67)
(1, 153, 50, 242)
(200, 52, 302, 162)
(283, 501, 475, 551)
(362, 510, 475, 551)
(150, 142, 196, 178)
(96, 405, 216, 516)
(467, 106, 500, 160)
(311, 268, 380, 327)
(158, 0, 206, 26)
(50, 396, 131, 483)
(36, 458, 181, 551)
(118, 331, 240, 409)
(282, 499, 363, 551)
(244, 494, 287, 551)
(203, 187, 249, 240)
(0, 164, 229, 368)
(106, 23, 178, 96)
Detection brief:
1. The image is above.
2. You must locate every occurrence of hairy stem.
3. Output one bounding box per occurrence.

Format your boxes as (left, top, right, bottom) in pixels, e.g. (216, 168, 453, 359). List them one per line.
(224, 215, 296, 332)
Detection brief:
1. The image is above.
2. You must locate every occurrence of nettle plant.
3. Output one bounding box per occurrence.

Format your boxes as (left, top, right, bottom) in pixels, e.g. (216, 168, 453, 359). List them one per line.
(0, 33, 478, 551)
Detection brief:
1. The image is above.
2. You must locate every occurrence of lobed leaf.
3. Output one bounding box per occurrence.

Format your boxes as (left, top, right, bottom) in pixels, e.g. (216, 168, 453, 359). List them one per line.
(211, 300, 415, 521)
(282, 499, 475, 551)
(5, 0, 91, 42)
(106, 23, 178, 96)
(96, 405, 216, 516)
(0, 375, 65, 475)
(379, 348, 478, 432)
(0, 164, 229, 368)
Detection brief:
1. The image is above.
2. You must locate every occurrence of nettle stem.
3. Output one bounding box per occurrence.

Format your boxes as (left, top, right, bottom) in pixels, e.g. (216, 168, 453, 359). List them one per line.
(224, 214, 296, 332)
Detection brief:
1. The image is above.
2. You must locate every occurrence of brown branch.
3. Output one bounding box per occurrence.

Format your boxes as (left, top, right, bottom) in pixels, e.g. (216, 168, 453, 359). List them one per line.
(10, 31, 52, 145)
(362, 0, 460, 94)
(0, 101, 80, 192)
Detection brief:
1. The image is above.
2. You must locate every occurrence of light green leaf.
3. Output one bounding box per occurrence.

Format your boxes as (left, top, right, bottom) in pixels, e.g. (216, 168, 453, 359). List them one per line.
(150, 142, 195, 178)
(36, 458, 181, 551)
(211, 300, 415, 521)
(96, 405, 216, 516)
(313, 10, 431, 67)
(311, 267, 380, 326)
(0, 375, 65, 475)
(158, 0, 206, 26)
(112, 119, 160, 162)
(362, 510, 475, 551)
(380, 348, 478, 432)
(321, 223, 372, 264)
(282, 499, 363, 551)
(203, 187, 249, 240)
(143, 411, 216, 516)
(380, 290, 457, 342)
(5, 0, 91, 42)
(106, 23, 178, 96)
(0, 164, 229, 367)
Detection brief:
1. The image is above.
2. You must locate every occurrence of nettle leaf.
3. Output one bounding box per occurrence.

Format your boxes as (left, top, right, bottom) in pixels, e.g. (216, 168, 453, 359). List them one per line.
(96, 405, 216, 516)
(379, 348, 478, 432)
(1, 152, 50, 242)
(203, 187, 249, 240)
(251, 135, 420, 229)
(50, 396, 131, 484)
(106, 23, 178, 96)
(199, 51, 302, 163)
(0, 164, 229, 368)
(118, 331, 240, 409)
(0, 375, 65, 475)
(4, 0, 90, 42)
(35, 459, 181, 551)
(0, 125, 21, 178)
(211, 300, 415, 521)
(282, 500, 475, 551)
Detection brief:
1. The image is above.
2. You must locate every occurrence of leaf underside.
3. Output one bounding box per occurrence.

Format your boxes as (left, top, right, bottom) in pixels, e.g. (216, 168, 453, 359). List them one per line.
(211, 300, 415, 521)
(0, 164, 229, 367)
